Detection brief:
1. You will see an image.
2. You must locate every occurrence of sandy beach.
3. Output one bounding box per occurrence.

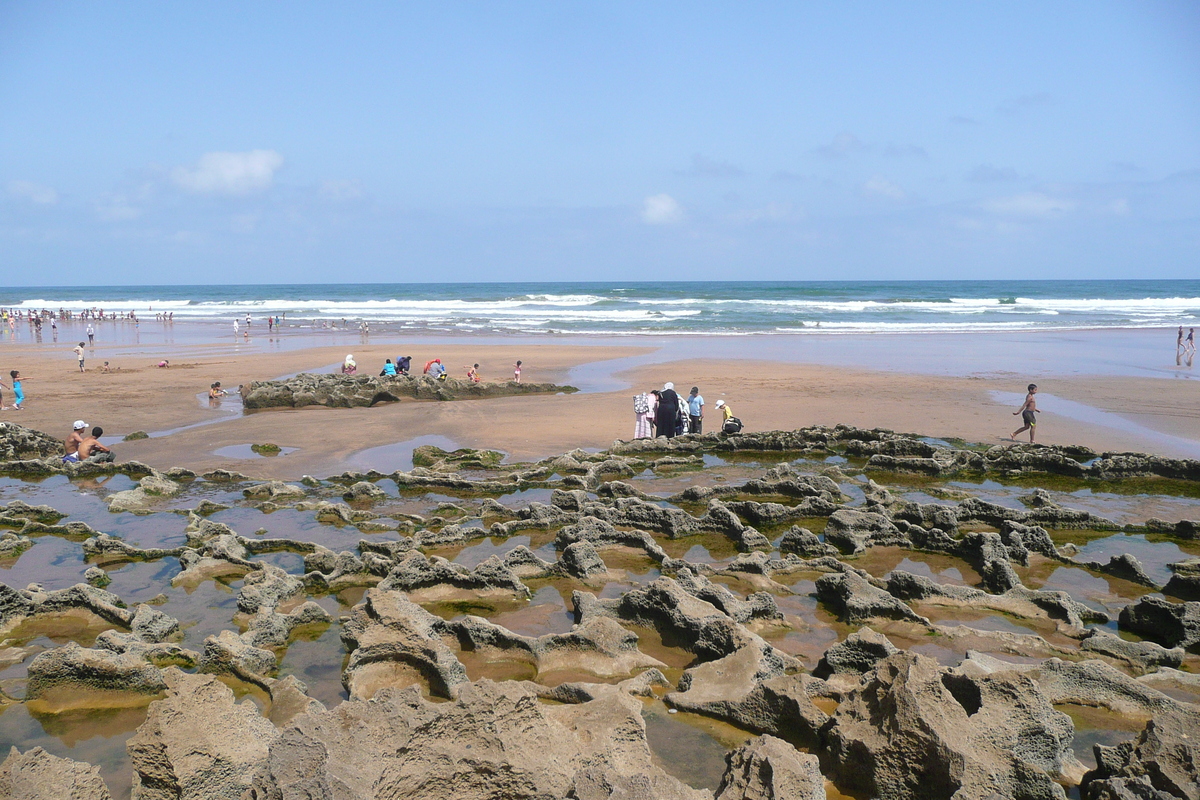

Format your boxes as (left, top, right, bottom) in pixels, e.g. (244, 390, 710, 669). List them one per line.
(2, 329, 1198, 479)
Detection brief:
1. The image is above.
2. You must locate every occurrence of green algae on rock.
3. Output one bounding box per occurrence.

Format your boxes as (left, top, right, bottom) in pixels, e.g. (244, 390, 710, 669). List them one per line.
(239, 373, 577, 409)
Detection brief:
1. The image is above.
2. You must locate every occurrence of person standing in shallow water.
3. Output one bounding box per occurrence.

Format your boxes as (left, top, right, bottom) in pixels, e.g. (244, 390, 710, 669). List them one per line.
(1010, 383, 1039, 443)
(655, 382, 680, 439)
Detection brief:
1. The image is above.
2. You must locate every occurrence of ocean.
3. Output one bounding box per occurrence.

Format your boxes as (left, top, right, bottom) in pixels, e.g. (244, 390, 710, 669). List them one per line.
(2, 280, 1198, 337)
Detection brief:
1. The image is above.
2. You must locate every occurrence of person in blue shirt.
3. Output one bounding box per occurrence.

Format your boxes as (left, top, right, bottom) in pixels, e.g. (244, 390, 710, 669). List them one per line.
(381, 359, 397, 376)
(687, 386, 704, 434)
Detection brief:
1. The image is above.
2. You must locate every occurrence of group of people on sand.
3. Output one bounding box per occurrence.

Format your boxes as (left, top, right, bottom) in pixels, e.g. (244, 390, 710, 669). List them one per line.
(340, 355, 525, 384)
(62, 420, 114, 464)
(633, 383, 739, 439)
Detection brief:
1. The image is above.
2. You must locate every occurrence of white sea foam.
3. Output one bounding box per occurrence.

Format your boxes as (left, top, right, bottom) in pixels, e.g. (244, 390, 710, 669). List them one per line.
(7, 289, 1197, 334)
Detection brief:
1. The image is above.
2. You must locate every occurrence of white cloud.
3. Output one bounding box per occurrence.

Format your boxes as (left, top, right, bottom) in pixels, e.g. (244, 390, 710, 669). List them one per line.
(814, 132, 867, 159)
(96, 194, 141, 221)
(862, 175, 906, 200)
(642, 194, 684, 225)
(172, 150, 284, 195)
(677, 154, 744, 178)
(967, 164, 1018, 183)
(320, 179, 364, 201)
(728, 202, 796, 224)
(1106, 198, 1130, 216)
(8, 180, 59, 205)
(982, 192, 1074, 218)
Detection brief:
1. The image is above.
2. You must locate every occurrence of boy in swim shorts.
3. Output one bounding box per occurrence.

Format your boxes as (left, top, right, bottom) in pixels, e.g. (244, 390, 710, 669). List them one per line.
(1010, 383, 1039, 443)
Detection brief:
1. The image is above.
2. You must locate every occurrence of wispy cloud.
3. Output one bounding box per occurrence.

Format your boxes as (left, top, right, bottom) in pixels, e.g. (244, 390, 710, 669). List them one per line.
(641, 193, 684, 225)
(172, 150, 284, 195)
(884, 143, 927, 159)
(1105, 198, 1130, 216)
(95, 194, 141, 221)
(862, 175, 905, 200)
(981, 192, 1073, 218)
(676, 154, 744, 178)
(814, 132, 867, 159)
(8, 180, 59, 205)
(996, 93, 1054, 116)
(967, 164, 1019, 183)
(320, 179, 365, 201)
(727, 202, 796, 224)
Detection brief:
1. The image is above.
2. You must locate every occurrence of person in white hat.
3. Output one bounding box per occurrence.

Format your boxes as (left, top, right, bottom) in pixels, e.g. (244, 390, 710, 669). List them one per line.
(715, 399, 734, 423)
(63, 420, 88, 463)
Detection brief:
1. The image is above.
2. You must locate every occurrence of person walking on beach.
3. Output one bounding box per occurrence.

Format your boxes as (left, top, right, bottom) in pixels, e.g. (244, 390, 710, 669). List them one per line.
(686, 387, 704, 435)
(513, 361, 522, 383)
(86, 324, 94, 345)
(655, 383, 681, 439)
(1187, 328, 1196, 354)
(73, 342, 86, 373)
(1010, 383, 1040, 443)
(1178, 326, 1185, 350)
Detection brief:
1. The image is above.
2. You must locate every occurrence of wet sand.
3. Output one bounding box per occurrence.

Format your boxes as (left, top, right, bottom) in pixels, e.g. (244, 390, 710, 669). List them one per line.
(1, 331, 1198, 479)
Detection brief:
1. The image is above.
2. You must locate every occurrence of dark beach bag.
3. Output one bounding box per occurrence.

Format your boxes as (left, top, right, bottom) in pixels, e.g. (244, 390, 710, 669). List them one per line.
(723, 417, 743, 434)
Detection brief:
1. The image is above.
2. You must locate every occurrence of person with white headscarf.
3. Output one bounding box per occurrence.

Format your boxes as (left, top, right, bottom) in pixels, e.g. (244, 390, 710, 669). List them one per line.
(342, 354, 357, 374)
(655, 382, 681, 439)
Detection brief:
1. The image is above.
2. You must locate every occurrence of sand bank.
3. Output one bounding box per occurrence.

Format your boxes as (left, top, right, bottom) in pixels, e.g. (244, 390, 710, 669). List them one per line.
(2, 331, 1198, 480)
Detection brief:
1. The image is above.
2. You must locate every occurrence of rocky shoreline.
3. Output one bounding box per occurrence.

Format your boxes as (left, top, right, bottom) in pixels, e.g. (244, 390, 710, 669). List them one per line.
(0, 420, 1197, 799)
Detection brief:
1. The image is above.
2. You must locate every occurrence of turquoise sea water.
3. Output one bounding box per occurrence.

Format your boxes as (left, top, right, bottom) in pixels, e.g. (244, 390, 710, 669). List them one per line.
(2, 281, 1199, 336)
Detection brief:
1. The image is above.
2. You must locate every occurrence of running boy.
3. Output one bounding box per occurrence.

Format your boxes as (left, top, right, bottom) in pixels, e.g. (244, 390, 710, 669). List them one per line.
(1010, 383, 1040, 443)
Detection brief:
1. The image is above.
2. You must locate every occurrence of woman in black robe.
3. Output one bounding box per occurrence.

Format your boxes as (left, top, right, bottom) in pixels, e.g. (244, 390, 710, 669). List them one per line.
(655, 382, 680, 438)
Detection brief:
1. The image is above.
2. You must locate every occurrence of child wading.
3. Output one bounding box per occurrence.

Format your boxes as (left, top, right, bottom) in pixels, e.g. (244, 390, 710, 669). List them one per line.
(1011, 383, 1039, 442)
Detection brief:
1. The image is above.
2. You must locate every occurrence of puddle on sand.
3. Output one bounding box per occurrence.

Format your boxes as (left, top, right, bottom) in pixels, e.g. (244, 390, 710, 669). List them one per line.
(487, 584, 574, 637)
(212, 444, 299, 459)
(344, 434, 461, 474)
(1057, 703, 1147, 770)
(276, 617, 348, 709)
(451, 536, 532, 569)
(1073, 533, 1189, 587)
(0, 701, 143, 800)
(641, 698, 753, 792)
(850, 547, 980, 587)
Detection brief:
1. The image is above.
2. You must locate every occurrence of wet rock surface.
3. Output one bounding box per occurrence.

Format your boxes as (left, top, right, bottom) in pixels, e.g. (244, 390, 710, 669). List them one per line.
(0, 424, 1198, 798)
(240, 373, 577, 409)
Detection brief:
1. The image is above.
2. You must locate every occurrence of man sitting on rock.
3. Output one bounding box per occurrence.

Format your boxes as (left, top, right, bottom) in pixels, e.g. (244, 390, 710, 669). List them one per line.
(77, 427, 114, 463)
(62, 420, 88, 463)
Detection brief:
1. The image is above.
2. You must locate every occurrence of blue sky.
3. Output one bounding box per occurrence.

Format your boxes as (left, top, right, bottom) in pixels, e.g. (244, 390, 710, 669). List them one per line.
(1, 2, 1198, 284)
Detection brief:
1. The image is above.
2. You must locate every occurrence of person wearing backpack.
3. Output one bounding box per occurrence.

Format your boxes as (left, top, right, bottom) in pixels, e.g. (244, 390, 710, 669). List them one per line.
(633, 392, 653, 439)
